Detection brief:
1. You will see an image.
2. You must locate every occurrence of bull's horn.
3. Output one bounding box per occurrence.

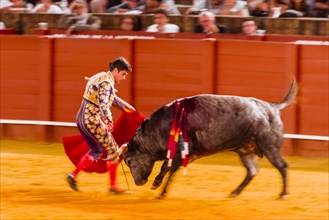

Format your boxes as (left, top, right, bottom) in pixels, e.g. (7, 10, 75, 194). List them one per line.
(118, 143, 128, 155)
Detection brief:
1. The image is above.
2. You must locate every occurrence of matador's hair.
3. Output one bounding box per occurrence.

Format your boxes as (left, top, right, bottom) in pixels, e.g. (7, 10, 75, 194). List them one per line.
(109, 57, 132, 73)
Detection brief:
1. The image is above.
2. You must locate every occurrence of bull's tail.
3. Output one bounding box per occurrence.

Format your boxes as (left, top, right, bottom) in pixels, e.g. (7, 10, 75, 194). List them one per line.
(275, 78, 298, 110)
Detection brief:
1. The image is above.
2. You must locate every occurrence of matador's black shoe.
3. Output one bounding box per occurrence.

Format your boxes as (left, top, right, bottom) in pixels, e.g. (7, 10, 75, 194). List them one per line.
(66, 174, 79, 192)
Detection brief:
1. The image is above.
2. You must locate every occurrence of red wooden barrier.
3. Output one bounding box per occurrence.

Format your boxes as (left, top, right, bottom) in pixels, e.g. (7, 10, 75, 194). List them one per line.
(0, 35, 328, 157)
(133, 39, 216, 116)
(215, 40, 298, 155)
(295, 44, 329, 157)
(1, 35, 41, 120)
(0, 28, 17, 35)
(264, 34, 329, 42)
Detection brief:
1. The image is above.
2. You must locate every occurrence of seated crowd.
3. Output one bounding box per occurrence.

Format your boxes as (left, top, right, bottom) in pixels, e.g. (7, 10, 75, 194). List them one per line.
(1, 0, 328, 17)
(0, 0, 328, 34)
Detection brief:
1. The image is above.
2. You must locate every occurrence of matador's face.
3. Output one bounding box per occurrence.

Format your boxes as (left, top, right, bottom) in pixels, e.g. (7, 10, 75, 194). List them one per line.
(114, 70, 129, 84)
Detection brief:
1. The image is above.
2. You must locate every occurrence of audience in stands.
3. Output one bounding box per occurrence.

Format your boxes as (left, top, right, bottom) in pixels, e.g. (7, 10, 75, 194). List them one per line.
(31, 0, 64, 13)
(219, 0, 248, 16)
(143, 0, 163, 14)
(143, 0, 162, 13)
(249, 1, 270, 16)
(240, 18, 266, 35)
(120, 14, 140, 31)
(313, 0, 329, 17)
(0, 0, 26, 11)
(90, 0, 121, 13)
(57, 0, 101, 35)
(241, 18, 257, 35)
(107, 0, 145, 14)
(0, 0, 13, 11)
(184, 0, 224, 15)
(278, 0, 312, 17)
(145, 8, 180, 32)
(184, 0, 247, 16)
(107, 0, 173, 15)
(194, 10, 228, 34)
(160, 0, 181, 15)
(1, 0, 328, 35)
(107, 0, 122, 8)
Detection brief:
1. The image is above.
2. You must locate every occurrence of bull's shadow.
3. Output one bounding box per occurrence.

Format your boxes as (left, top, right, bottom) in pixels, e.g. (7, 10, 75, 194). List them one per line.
(124, 80, 297, 199)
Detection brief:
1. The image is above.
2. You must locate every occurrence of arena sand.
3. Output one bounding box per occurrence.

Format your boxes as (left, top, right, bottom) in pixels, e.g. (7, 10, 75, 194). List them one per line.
(1, 140, 328, 220)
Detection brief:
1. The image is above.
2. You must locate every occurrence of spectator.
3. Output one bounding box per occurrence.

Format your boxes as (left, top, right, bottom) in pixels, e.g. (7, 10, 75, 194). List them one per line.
(1, 0, 29, 11)
(26, 0, 39, 8)
(143, 0, 162, 13)
(161, 0, 181, 15)
(184, 0, 225, 15)
(31, 0, 64, 13)
(0, 0, 14, 11)
(120, 15, 140, 31)
(219, 0, 248, 16)
(107, 0, 122, 8)
(194, 10, 228, 34)
(313, 0, 329, 17)
(1, 0, 28, 11)
(270, 0, 289, 16)
(107, 0, 145, 14)
(90, 0, 121, 13)
(143, 0, 180, 15)
(57, 0, 101, 35)
(241, 18, 258, 35)
(249, 1, 270, 16)
(247, 0, 264, 12)
(145, 8, 180, 32)
(279, 0, 311, 17)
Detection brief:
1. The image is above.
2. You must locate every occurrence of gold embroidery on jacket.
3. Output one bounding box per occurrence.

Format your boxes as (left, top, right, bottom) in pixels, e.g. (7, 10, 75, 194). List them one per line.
(83, 72, 115, 106)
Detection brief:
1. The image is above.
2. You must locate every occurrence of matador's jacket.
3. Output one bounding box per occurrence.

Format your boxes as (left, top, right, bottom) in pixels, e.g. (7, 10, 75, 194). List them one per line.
(76, 71, 133, 161)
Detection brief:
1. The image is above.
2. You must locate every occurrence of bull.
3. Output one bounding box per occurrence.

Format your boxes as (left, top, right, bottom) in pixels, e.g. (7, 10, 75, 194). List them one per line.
(124, 80, 297, 198)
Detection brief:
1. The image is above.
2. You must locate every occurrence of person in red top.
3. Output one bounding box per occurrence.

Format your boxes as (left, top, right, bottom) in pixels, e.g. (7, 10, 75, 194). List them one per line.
(66, 57, 135, 194)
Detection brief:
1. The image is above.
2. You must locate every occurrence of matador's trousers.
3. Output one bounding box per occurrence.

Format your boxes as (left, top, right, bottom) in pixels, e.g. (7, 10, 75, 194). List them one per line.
(76, 99, 119, 160)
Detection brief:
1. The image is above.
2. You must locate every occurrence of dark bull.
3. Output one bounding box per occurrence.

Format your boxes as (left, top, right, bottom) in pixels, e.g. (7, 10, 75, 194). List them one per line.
(124, 80, 297, 198)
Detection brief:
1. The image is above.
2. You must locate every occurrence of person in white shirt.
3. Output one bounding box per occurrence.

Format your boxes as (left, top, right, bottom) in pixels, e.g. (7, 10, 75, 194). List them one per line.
(0, 0, 26, 12)
(57, 0, 101, 35)
(0, 0, 13, 11)
(31, 0, 63, 13)
(145, 9, 180, 33)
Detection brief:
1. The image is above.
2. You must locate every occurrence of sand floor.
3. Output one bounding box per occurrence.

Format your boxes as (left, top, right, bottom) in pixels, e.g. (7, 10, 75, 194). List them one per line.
(1, 140, 328, 220)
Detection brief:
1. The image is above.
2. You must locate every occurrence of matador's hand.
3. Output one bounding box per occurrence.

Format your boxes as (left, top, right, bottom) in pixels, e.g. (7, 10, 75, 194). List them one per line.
(106, 121, 114, 132)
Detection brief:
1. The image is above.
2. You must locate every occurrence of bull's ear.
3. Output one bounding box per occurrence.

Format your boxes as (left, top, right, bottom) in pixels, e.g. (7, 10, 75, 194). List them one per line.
(141, 118, 150, 133)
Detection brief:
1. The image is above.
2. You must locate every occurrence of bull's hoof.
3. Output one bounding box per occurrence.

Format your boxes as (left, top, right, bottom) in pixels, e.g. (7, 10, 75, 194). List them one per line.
(157, 194, 166, 200)
(228, 190, 241, 198)
(279, 194, 288, 200)
(151, 185, 159, 190)
(228, 191, 240, 198)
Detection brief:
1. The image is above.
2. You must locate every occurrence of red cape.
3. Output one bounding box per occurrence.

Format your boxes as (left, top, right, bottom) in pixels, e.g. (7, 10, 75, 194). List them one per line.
(62, 111, 145, 173)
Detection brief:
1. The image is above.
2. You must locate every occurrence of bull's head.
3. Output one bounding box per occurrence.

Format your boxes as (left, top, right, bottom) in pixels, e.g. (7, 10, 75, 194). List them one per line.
(123, 119, 156, 186)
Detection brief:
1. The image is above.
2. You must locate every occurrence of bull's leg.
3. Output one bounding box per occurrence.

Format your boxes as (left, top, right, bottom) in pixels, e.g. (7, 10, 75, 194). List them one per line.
(158, 161, 180, 199)
(230, 152, 259, 197)
(255, 135, 288, 198)
(262, 148, 288, 198)
(151, 160, 169, 190)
